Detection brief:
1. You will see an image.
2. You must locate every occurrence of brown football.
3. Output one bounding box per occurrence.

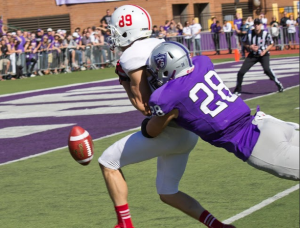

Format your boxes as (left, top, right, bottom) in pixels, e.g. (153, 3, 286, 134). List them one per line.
(68, 126, 94, 165)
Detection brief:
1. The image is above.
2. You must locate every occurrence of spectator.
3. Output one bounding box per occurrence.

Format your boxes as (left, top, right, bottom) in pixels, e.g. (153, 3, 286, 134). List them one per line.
(0, 18, 5, 36)
(210, 17, 217, 52)
(166, 22, 178, 41)
(15, 30, 27, 77)
(8, 37, 16, 76)
(24, 40, 37, 77)
(66, 34, 79, 70)
(190, 17, 202, 55)
(212, 20, 222, 55)
(270, 16, 280, 50)
(151, 25, 159, 38)
(0, 39, 12, 80)
(234, 12, 243, 57)
(94, 30, 107, 68)
(51, 34, 63, 74)
(37, 35, 51, 75)
(81, 31, 92, 68)
(100, 9, 111, 28)
(176, 22, 183, 36)
(183, 21, 192, 51)
(280, 11, 289, 48)
(158, 26, 166, 39)
(72, 32, 83, 68)
(98, 23, 108, 36)
(163, 20, 171, 31)
(74, 27, 81, 34)
(35, 29, 43, 46)
(236, 18, 249, 59)
(223, 19, 233, 54)
(45, 28, 54, 43)
(260, 14, 268, 30)
(210, 17, 217, 32)
(246, 16, 254, 31)
(286, 14, 297, 49)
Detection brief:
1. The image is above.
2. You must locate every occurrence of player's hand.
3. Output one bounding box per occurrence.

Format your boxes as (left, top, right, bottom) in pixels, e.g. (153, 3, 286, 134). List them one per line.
(251, 45, 259, 52)
(260, 50, 266, 56)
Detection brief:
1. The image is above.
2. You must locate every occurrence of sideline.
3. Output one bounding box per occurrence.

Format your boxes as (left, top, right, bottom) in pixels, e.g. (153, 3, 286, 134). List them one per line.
(222, 184, 300, 224)
(0, 56, 297, 98)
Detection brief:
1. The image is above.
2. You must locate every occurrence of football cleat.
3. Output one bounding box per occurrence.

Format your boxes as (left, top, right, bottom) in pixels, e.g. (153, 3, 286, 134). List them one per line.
(276, 82, 284, 92)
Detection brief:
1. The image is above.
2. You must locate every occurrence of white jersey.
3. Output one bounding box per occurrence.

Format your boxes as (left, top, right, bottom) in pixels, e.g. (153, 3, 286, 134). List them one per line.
(120, 38, 164, 76)
(286, 20, 296, 33)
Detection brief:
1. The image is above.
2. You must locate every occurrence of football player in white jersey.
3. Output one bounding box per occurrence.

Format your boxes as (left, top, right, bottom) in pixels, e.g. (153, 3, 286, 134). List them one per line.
(98, 5, 235, 228)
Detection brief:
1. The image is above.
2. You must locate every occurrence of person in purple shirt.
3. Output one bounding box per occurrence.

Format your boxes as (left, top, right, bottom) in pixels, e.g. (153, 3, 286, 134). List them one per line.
(45, 28, 54, 44)
(234, 13, 244, 57)
(211, 19, 222, 55)
(144, 41, 299, 181)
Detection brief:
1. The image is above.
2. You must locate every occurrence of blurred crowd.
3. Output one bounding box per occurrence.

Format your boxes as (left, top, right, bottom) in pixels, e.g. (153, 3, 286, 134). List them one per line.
(0, 15, 113, 81)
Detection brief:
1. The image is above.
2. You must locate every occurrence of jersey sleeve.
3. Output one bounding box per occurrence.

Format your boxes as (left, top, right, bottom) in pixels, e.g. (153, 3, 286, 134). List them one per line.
(149, 87, 175, 117)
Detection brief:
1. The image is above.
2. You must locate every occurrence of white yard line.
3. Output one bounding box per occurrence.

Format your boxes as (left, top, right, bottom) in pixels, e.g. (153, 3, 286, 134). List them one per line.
(0, 85, 298, 166)
(223, 184, 300, 224)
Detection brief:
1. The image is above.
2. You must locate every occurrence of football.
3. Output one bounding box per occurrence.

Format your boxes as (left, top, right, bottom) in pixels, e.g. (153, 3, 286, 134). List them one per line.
(68, 126, 94, 165)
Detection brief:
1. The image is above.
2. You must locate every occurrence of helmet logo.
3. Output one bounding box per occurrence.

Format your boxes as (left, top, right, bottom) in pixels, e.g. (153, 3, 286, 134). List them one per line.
(154, 53, 167, 70)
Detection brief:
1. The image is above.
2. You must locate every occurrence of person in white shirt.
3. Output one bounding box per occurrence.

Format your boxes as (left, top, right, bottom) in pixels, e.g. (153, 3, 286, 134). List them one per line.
(190, 18, 202, 55)
(182, 21, 192, 51)
(223, 19, 233, 54)
(260, 14, 268, 30)
(286, 14, 297, 49)
(246, 16, 254, 30)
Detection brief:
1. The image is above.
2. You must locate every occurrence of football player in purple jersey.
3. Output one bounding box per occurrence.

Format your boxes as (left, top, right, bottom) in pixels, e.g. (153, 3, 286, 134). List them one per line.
(144, 41, 299, 181)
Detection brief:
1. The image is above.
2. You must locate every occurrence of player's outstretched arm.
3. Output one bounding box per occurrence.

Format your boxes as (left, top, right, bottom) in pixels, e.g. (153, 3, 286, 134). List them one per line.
(144, 109, 179, 138)
(127, 68, 152, 116)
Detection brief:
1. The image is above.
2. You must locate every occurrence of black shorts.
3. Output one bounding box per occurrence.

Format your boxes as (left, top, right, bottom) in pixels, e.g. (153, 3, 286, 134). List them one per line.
(288, 33, 295, 42)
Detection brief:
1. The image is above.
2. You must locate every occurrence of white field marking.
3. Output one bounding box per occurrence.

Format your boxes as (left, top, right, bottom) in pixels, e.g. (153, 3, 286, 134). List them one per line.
(295, 107, 299, 109)
(1, 86, 299, 166)
(0, 78, 117, 98)
(0, 126, 139, 167)
(222, 184, 300, 224)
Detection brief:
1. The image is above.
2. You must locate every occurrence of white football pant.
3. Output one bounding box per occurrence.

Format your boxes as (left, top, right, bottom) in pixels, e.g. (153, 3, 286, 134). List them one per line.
(99, 125, 199, 194)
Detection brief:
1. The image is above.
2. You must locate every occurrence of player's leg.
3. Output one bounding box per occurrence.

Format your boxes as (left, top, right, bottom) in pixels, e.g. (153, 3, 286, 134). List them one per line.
(259, 55, 283, 92)
(99, 126, 198, 227)
(234, 56, 257, 94)
(247, 118, 299, 180)
(157, 153, 235, 228)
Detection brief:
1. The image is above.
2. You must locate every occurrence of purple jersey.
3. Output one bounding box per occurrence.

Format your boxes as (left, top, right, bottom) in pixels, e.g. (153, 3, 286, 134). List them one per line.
(17, 35, 26, 52)
(234, 19, 242, 30)
(74, 37, 81, 45)
(149, 56, 260, 161)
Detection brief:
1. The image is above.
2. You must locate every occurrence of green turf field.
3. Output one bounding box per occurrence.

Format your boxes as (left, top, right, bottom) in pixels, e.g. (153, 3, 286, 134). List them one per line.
(0, 56, 299, 228)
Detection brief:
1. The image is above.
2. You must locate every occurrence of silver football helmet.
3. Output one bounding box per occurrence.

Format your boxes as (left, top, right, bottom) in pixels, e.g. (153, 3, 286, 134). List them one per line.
(147, 41, 194, 87)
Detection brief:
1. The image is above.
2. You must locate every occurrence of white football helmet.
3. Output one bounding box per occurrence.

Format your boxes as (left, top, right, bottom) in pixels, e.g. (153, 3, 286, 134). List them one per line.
(147, 41, 194, 87)
(108, 5, 152, 48)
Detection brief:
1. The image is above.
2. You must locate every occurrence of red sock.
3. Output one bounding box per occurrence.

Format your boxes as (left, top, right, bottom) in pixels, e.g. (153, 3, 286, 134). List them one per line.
(199, 210, 224, 228)
(115, 204, 134, 228)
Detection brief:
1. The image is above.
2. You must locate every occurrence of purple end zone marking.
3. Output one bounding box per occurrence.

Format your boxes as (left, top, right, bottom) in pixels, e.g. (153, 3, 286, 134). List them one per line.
(0, 57, 299, 164)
